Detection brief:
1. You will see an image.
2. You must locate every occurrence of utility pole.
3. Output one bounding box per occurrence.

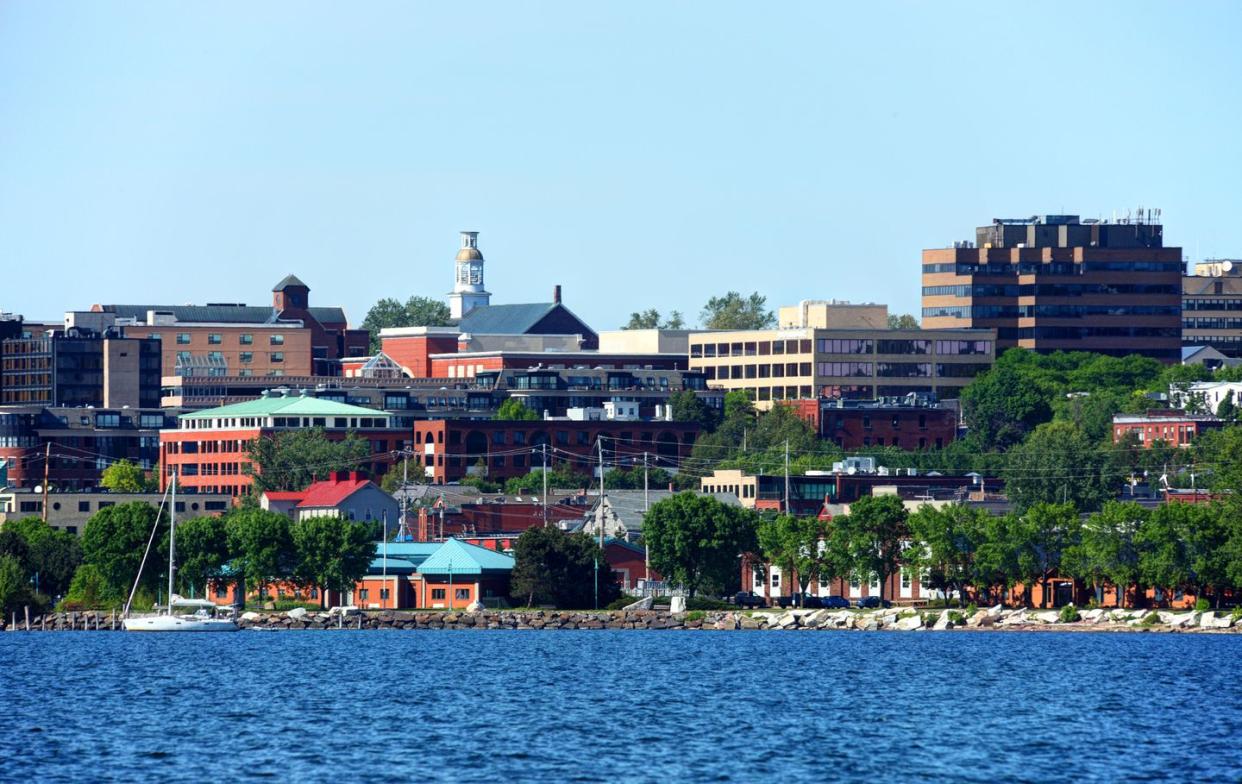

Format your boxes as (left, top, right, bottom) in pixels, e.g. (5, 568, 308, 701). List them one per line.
(399, 449, 410, 540)
(541, 444, 548, 526)
(381, 511, 388, 609)
(595, 437, 605, 609)
(41, 442, 51, 524)
(784, 439, 790, 515)
(643, 451, 650, 584)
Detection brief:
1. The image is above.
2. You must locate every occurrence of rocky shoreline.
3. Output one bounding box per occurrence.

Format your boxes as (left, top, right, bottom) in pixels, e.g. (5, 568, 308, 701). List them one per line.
(5, 605, 1240, 633)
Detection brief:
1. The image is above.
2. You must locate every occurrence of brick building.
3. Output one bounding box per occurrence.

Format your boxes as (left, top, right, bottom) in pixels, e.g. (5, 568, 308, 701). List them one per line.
(1111, 410, 1225, 448)
(412, 419, 700, 484)
(788, 397, 958, 450)
(79, 274, 369, 378)
(1, 329, 161, 408)
(922, 213, 1183, 362)
(160, 390, 409, 496)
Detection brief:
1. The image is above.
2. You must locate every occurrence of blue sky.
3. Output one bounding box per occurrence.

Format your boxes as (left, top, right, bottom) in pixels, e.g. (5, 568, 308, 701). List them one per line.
(1, 2, 1239, 329)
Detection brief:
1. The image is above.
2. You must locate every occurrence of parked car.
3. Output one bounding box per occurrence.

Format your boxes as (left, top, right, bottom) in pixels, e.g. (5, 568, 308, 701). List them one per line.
(855, 596, 893, 609)
(733, 591, 766, 609)
(796, 594, 823, 609)
(822, 596, 851, 609)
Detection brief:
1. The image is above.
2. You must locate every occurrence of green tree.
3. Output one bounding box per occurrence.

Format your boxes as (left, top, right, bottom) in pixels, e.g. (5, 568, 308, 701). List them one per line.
(828, 494, 907, 603)
(362, 295, 453, 352)
(80, 502, 165, 603)
(1004, 421, 1118, 512)
(604, 466, 674, 490)
(668, 390, 720, 431)
(887, 313, 919, 329)
(960, 359, 1053, 451)
(244, 428, 371, 494)
(906, 503, 988, 607)
(756, 514, 838, 602)
(700, 291, 775, 330)
(173, 515, 230, 598)
(972, 512, 1022, 605)
(224, 507, 295, 600)
(509, 526, 619, 609)
(1136, 502, 1198, 606)
(644, 493, 758, 597)
(505, 467, 591, 494)
(1216, 390, 1237, 421)
(290, 515, 375, 608)
(100, 459, 154, 493)
(2, 517, 81, 598)
(0, 554, 37, 615)
(1013, 502, 1080, 608)
(623, 309, 686, 330)
(1063, 501, 1145, 607)
(494, 398, 540, 421)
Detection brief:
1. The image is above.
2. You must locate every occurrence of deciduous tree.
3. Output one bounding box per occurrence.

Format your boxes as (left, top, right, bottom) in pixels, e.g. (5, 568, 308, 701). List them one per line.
(700, 291, 775, 330)
(224, 508, 295, 599)
(827, 494, 907, 602)
(244, 428, 371, 494)
(362, 296, 452, 353)
(644, 493, 758, 597)
(290, 515, 375, 608)
(509, 526, 619, 609)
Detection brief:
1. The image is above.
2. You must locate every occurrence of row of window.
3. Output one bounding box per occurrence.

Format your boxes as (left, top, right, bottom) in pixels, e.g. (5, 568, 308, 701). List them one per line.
(923, 261, 1182, 274)
(925, 305, 1180, 319)
(174, 333, 283, 346)
(704, 362, 991, 381)
(923, 283, 1180, 297)
(176, 351, 283, 364)
(1184, 298, 1242, 311)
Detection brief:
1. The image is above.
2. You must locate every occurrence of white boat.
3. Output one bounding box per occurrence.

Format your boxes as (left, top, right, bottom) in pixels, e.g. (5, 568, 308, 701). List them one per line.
(122, 471, 238, 633)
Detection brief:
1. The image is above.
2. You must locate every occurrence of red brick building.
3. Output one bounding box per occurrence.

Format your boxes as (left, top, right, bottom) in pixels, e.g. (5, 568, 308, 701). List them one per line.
(1111, 410, 1225, 448)
(412, 419, 700, 484)
(790, 398, 958, 450)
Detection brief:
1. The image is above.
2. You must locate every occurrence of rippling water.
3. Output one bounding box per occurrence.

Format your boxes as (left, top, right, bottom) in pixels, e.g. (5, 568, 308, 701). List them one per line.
(1, 630, 1239, 782)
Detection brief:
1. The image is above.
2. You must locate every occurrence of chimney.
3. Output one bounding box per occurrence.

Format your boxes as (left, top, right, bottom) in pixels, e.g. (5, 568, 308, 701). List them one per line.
(553, 284, 562, 304)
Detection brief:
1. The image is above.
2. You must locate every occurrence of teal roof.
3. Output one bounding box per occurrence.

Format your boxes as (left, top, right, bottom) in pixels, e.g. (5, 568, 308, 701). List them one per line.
(368, 556, 419, 575)
(417, 539, 515, 576)
(376, 542, 441, 565)
(179, 395, 389, 420)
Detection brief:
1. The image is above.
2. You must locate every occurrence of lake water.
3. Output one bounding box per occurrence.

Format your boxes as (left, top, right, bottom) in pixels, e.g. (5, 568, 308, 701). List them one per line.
(1, 630, 1239, 782)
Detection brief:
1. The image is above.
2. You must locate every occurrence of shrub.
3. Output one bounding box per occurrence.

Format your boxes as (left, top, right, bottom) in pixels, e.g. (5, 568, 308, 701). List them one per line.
(1140, 611, 1161, 627)
(606, 596, 635, 611)
(1231, 606, 1242, 624)
(1086, 597, 1100, 610)
(1058, 604, 1081, 623)
(684, 610, 706, 623)
(948, 611, 966, 625)
(1194, 597, 1211, 613)
(964, 602, 977, 616)
(686, 597, 731, 611)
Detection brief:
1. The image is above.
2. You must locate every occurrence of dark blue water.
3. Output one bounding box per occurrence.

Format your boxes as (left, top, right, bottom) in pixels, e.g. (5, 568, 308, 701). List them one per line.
(1, 630, 1239, 783)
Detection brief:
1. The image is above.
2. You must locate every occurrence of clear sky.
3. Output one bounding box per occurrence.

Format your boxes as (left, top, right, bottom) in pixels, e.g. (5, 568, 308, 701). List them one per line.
(1, 2, 1240, 329)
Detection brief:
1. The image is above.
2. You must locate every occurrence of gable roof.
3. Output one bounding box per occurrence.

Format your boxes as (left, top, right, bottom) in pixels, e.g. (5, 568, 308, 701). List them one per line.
(417, 538, 515, 576)
(577, 490, 742, 534)
(457, 302, 595, 338)
(274, 274, 309, 291)
(296, 477, 372, 509)
(179, 394, 390, 420)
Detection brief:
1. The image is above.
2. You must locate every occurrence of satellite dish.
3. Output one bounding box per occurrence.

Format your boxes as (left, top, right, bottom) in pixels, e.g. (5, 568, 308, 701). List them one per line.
(1223, 260, 1234, 272)
(33, 485, 43, 494)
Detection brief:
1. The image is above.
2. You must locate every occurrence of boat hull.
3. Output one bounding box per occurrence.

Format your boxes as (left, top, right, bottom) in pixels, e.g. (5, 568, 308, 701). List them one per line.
(123, 616, 238, 632)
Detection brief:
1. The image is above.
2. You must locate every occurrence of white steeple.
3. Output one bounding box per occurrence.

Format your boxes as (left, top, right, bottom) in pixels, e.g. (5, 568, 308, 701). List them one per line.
(448, 230, 491, 320)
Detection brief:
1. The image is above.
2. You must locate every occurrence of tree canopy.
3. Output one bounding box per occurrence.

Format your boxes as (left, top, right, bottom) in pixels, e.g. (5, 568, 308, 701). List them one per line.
(700, 291, 775, 330)
(623, 309, 686, 330)
(509, 526, 620, 609)
(643, 493, 758, 597)
(225, 507, 296, 594)
(244, 428, 372, 494)
(80, 502, 164, 603)
(290, 515, 375, 606)
(494, 398, 540, 421)
(827, 494, 907, 602)
(100, 459, 155, 493)
(361, 296, 453, 353)
(887, 313, 919, 329)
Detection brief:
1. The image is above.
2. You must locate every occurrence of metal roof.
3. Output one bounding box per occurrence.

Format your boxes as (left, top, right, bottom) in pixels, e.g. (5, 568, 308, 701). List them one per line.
(178, 394, 391, 420)
(457, 303, 558, 334)
(100, 303, 349, 325)
(273, 274, 309, 291)
(416, 538, 515, 576)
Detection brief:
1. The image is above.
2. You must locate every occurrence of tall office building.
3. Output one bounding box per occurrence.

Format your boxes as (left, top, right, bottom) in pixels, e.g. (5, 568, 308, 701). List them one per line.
(1183, 259, 1242, 357)
(921, 214, 1182, 362)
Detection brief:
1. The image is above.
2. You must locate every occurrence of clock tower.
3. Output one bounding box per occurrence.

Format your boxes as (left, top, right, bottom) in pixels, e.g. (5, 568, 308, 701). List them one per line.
(448, 231, 491, 320)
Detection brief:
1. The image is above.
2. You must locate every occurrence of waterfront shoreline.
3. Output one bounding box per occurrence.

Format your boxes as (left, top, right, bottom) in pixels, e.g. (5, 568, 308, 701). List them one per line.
(6, 606, 1240, 634)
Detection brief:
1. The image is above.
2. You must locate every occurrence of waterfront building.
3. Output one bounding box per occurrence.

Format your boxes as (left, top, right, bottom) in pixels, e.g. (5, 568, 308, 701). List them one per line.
(349, 538, 515, 610)
(700, 467, 994, 515)
(922, 213, 1183, 362)
(687, 326, 995, 407)
(160, 390, 410, 496)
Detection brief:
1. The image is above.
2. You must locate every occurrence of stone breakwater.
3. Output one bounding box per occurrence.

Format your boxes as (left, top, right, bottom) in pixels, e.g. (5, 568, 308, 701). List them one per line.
(5, 605, 1241, 632)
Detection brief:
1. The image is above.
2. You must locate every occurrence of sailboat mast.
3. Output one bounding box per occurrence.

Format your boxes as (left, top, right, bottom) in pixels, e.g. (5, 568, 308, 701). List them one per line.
(168, 470, 177, 614)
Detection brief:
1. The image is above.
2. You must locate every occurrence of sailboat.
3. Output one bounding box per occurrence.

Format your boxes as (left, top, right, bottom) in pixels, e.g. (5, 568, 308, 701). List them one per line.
(123, 471, 238, 632)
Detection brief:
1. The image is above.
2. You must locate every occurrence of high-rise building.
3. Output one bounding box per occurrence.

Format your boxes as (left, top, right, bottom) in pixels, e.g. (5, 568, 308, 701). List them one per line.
(921, 214, 1183, 362)
(0, 329, 161, 407)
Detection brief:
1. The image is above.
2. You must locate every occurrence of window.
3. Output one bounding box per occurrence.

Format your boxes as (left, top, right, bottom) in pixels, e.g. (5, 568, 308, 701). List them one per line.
(208, 333, 222, 345)
(380, 588, 390, 600)
(240, 333, 253, 345)
(208, 351, 223, 362)
(270, 352, 284, 363)
(176, 333, 192, 345)
(78, 501, 90, 512)
(270, 334, 285, 346)
(431, 588, 446, 600)
(455, 588, 470, 601)
(359, 589, 369, 601)
(140, 414, 164, 428)
(771, 572, 780, 588)
(96, 413, 121, 428)
(239, 352, 253, 364)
